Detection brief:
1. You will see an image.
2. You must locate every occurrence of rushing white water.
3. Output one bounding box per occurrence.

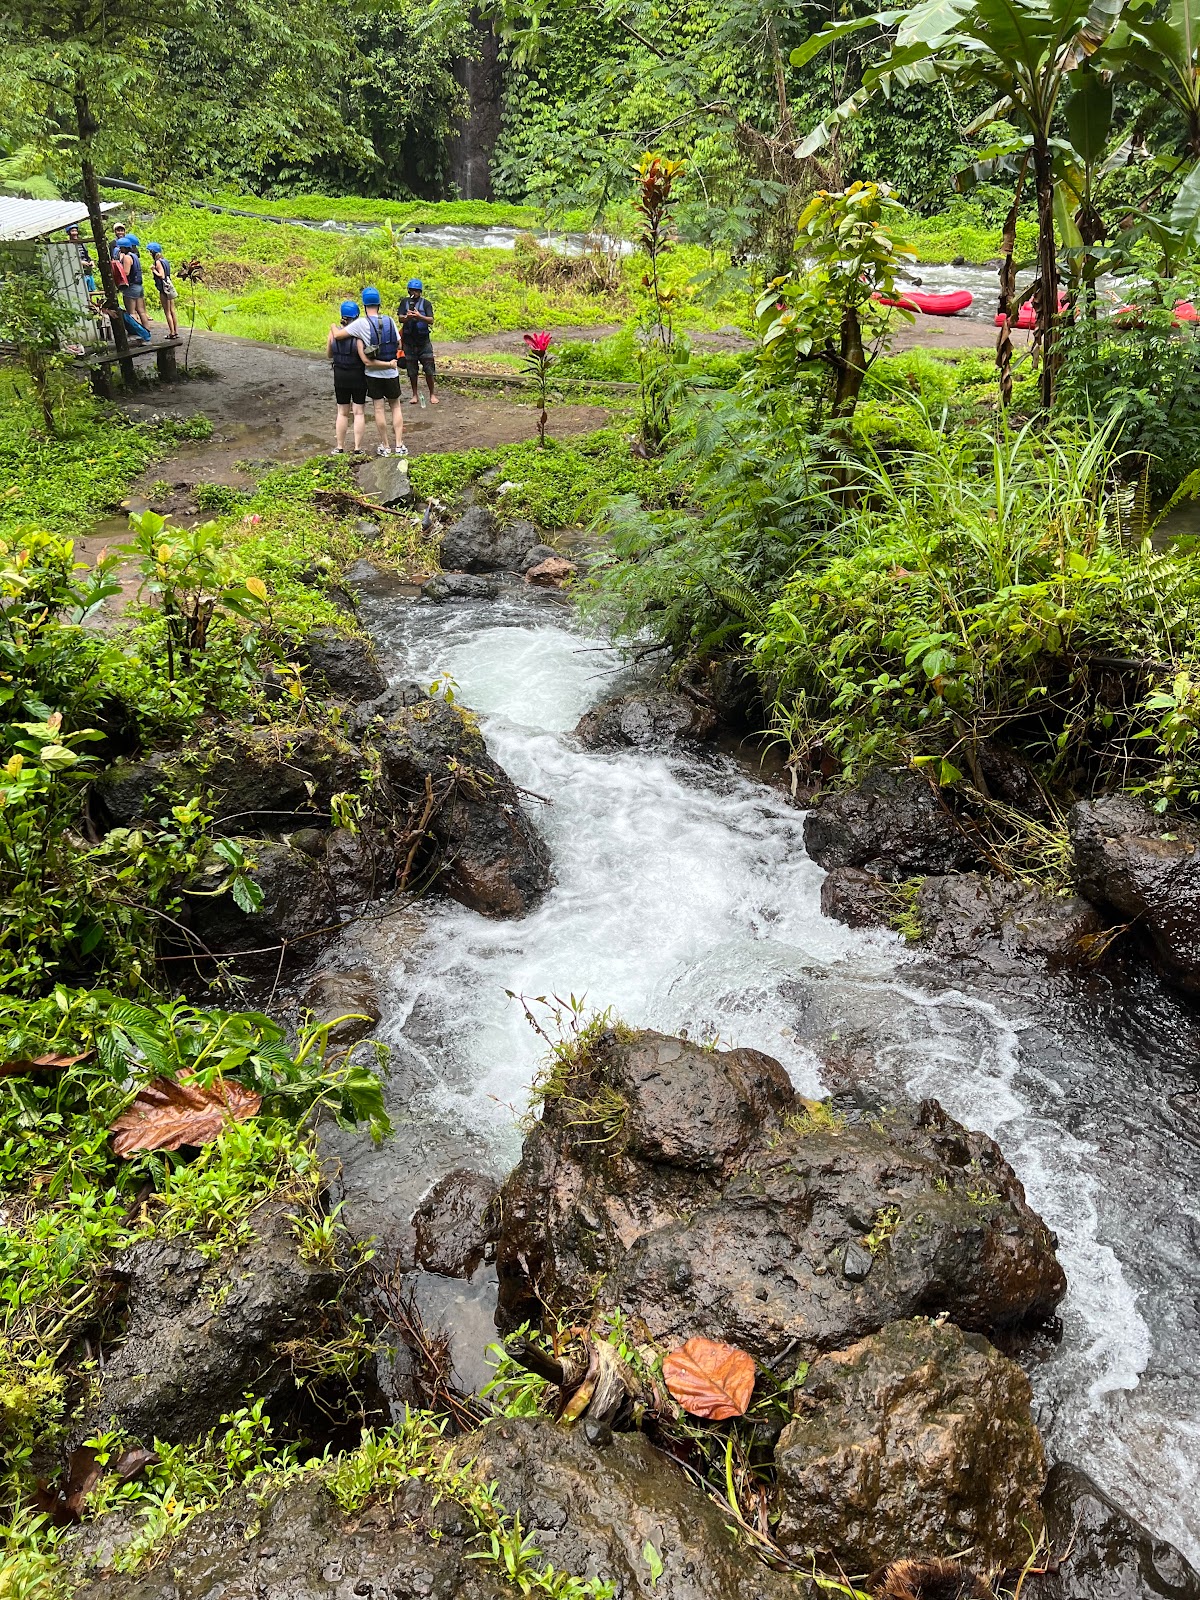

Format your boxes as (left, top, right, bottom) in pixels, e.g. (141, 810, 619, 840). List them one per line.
(360, 592, 1200, 1564)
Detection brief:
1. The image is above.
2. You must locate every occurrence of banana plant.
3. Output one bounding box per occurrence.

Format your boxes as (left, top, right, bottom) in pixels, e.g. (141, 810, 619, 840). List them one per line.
(791, 0, 1130, 407)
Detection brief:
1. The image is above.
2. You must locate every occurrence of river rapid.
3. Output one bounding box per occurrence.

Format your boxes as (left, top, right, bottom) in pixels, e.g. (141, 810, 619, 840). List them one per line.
(336, 587, 1200, 1564)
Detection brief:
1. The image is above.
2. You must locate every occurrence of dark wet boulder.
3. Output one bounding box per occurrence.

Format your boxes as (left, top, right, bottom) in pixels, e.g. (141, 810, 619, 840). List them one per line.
(1071, 796, 1200, 992)
(422, 572, 500, 601)
(804, 768, 979, 877)
(73, 1203, 340, 1449)
(301, 966, 381, 1045)
(495, 1029, 1065, 1365)
(349, 677, 430, 739)
(298, 625, 388, 701)
(182, 838, 339, 977)
(915, 873, 1101, 964)
(412, 1168, 500, 1278)
(439, 507, 541, 572)
(1039, 1463, 1200, 1600)
(376, 691, 551, 917)
(574, 689, 717, 751)
(94, 725, 361, 833)
(78, 1417, 810, 1600)
(521, 542, 560, 571)
(772, 1318, 1046, 1572)
(341, 555, 405, 597)
(820, 866, 896, 929)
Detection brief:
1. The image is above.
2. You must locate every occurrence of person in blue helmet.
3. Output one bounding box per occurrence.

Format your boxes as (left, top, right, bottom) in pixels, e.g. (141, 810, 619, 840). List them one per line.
(336, 285, 406, 457)
(117, 235, 150, 331)
(147, 244, 179, 339)
(327, 299, 367, 454)
(400, 277, 437, 405)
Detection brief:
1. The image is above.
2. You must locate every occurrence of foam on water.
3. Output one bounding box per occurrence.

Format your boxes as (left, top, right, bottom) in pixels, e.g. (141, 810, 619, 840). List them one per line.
(362, 595, 1199, 1563)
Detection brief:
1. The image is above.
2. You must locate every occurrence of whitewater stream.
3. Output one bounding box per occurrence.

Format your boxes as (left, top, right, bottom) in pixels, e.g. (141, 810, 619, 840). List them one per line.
(328, 587, 1200, 1564)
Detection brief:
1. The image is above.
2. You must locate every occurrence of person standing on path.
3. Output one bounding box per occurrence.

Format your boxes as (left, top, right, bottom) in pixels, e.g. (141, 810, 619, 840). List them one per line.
(400, 278, 437, 405)
(147, 244, 179, 339)
(118, 237, 150, 331)
(327, 299, 367, 455)
(343, 286, 406, 457)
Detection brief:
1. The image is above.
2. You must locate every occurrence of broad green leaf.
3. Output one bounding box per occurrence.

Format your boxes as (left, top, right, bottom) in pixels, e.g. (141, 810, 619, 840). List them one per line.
(789, 12, 895, 69)
(896, 0, 972, 46)
(1065, 70, 1113, 163)
(1170, 160, 1200, 242)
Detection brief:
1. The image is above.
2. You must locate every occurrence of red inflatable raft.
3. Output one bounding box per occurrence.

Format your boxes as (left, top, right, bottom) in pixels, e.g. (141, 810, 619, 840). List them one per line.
(1113, 300, 1198, 327)
(994, 293, 1068, 328)
(875, 289, 974, 315)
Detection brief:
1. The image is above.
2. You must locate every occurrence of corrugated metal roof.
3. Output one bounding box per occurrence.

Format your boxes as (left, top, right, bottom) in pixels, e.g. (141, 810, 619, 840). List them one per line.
(0, 196, 118, 242)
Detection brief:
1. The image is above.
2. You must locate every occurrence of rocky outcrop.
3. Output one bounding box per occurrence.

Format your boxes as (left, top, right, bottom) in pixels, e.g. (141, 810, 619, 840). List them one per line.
(1039, 1464, 1200, 1600)
(439, 507, 544, 573)
(95, 725, 361, 833)
(301, 966, 382, 1045)
(182, 838, 340, 976)
(495, 1029, 1065, 1363)
(575, 689, 717, 751)
(819, 866, 897, 929)
(297, 626, 388, 702)
(525, 556, 576, 588)
(915, 873, 1101, 963)
(75, 1202, 339, 1448)
(804, 769, 979, 877)
(412, 1168, 499, 1278)
(78, 1417, 810, 1600)
(376, 691, 551, 916)
(772, 1318, 1046, 1572)
(422, 572, 500, 601)
(1071, 796, 1200, 991)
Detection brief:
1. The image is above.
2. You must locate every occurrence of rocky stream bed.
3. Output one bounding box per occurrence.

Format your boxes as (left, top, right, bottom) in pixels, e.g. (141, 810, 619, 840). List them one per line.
(74, 514, 1200, 1599)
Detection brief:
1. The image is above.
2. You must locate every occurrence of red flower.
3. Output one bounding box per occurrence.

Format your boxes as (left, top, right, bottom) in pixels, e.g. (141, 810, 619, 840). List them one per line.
(523, 331, 553, 354)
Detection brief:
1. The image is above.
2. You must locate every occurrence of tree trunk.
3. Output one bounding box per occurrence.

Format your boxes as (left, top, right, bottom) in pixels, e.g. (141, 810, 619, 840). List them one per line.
(1032, 140, 1058, 410)
(832, 303, 867, 416)
(74, 87, 133, 383)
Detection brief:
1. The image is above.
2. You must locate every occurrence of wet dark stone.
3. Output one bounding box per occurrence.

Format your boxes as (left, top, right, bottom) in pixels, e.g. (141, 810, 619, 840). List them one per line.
(439, 507, 541, 572)
(1071, 796, 1200, 993)
(804, 768, 979, 877)
(495, 1029, 1065, 1365)
(302, 967, 382, 1045)
(182, 838, 339, 978)
(73, 1202, 339, 1449)
(376, 691, 551, 917)
(916, 873, 1102, 965)
(773, 1319, 1046, 1571)
(574, 689, 717, 751)
(299, 626, 388, 702)
(521, 542, 560, 571)
(412, 1168, 500, 1279)
(820, 866, 895, 930)
(422, 572, 500, 601)
(1039, 1464, 1200, 1600)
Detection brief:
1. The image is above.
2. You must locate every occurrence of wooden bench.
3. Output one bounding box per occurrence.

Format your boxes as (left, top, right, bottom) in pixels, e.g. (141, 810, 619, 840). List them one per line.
(74, 336, 183, 397)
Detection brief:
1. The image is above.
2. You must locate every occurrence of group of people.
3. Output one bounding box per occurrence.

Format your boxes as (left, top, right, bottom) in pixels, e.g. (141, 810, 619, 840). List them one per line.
(327, 280, 437, 457)
(66, 222, 179, 344)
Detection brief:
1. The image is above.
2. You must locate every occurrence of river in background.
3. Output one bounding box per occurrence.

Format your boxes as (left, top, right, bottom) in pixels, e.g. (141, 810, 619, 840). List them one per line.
(333, 588, 1200, 1564)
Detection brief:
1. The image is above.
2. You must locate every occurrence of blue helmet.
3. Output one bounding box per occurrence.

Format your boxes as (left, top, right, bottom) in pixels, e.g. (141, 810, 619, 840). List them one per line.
(122, 234, 140, 249)
(361, 285, 381, 307)
(147, 241, 162, 254)
(340, 299, 359, 318)
(407, 278, 423, 292)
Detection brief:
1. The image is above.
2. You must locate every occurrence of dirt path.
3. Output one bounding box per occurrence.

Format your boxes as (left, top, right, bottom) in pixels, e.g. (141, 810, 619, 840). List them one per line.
(116, 330, 609, 494)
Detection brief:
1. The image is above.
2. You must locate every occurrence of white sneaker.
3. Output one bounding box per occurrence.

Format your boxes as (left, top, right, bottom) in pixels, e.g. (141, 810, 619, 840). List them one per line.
(330, 447, 344, 456)
(377, 445, 392, 457)
(395, 443, 409, 458)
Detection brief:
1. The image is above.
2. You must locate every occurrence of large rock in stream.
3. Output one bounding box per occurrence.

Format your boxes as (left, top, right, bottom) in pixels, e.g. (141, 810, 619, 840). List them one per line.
(1071, 795, 1200, 992)
(804, 768, 979, 877)
(76, 1416, 811, 1600)
(495, 1028, 1065, 1361)
(1039, 1464, 1200, 1600)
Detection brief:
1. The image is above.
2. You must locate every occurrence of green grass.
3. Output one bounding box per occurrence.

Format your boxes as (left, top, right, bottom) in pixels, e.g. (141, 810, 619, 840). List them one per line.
(202, 191, 594, 232)
(99, 199, 751, 353)
(905, 202, 1037, 265)
(0, 374, 208, 540)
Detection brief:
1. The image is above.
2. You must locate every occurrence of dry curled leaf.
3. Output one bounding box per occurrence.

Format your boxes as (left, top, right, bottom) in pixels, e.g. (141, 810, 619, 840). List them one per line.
(111, 1073, 260, 1158)
(662, 1337, 756, 1420)
(0, 1051, 91, 1078)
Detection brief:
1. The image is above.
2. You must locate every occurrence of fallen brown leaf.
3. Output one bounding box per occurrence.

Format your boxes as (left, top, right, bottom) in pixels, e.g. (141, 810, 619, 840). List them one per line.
(0, 1051, 91, 1078)
(111, 1073, 261, 1158)
(662, 1337, 756, 1420)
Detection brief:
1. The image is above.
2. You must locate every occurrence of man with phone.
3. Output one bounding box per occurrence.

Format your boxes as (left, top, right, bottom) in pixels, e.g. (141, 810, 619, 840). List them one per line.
(400, 278, 437, 405)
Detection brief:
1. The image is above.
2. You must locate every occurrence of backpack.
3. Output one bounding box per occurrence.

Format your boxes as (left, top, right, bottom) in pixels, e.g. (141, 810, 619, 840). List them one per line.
(367, 314, 399, 363)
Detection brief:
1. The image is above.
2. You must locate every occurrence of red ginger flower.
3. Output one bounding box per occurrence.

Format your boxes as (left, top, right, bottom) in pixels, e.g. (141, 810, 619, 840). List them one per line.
(523, 331, 553, 354)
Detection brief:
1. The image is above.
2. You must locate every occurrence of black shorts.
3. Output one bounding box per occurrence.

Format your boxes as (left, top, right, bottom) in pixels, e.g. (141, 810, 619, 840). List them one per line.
(334, 379, 366, 406)
(404, 349, 436, 379)
(365, 373, 402, 401)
